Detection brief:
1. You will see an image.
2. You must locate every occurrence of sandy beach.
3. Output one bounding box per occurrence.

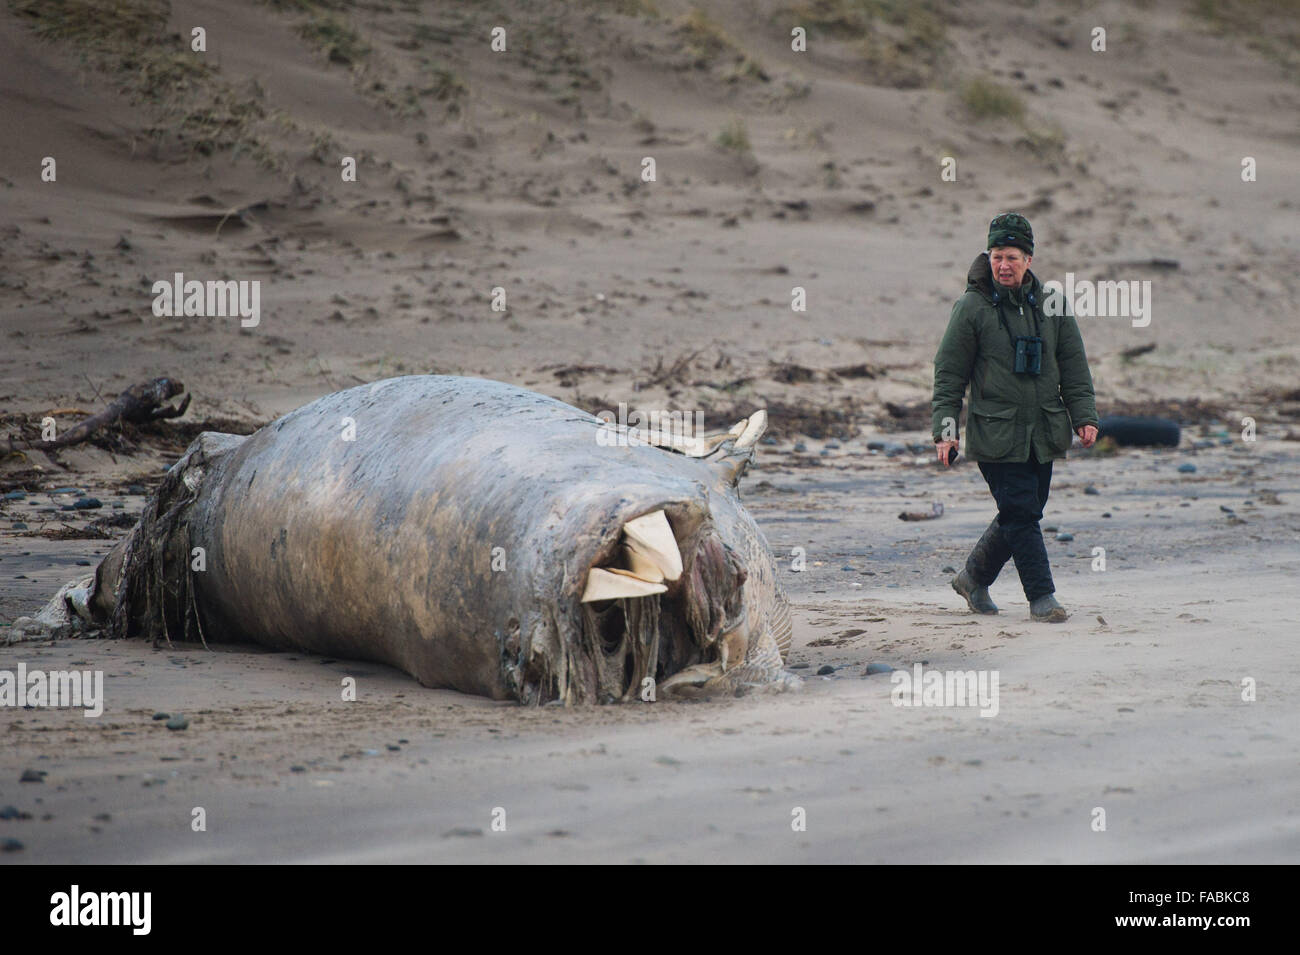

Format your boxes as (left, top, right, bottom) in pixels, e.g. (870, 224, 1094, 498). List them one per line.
(2, 0, 1298, 863)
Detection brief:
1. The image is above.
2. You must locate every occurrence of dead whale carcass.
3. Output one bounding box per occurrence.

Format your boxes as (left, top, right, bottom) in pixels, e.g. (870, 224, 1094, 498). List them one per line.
(90, 375, 798, 704)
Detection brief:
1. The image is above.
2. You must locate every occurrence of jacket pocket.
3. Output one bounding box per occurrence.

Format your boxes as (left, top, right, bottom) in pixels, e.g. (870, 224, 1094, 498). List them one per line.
(1040, 400, 1073, 454)
(968, 401, 1018, 458)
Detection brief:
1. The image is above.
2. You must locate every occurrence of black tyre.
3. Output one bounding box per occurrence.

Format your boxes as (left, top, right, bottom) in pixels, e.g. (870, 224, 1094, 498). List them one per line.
(1097, 415, 1181, 447)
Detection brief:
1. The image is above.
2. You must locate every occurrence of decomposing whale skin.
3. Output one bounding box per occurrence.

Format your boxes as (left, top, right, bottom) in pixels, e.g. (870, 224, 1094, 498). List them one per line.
(93, 375, 797, 704)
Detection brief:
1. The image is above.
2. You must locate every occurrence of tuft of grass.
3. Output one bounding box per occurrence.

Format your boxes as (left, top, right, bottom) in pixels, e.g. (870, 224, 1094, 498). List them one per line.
(716, 116, 752, 153)
(678, 7, 738, 64)
(724, 55, 771, 83)
(1017, 122, 1066, 157)
(676, 7, 769, 80)
(960, 76, 1025, 121)
(309, 128, 339, 163)
(429, 68, 468, 108)
(298, 11, 369, 65)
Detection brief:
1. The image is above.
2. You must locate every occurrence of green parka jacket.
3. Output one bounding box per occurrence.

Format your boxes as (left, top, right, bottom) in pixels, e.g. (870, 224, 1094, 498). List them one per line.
(931, 252, 1098, 463)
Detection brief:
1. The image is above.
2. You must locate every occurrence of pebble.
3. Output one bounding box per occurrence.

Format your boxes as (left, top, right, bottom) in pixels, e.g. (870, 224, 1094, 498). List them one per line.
(788, 662, 810, 669)
(1, 839, 23, 853)
(0, 805, 27, 820)
(11, 523, 26, 530)
(863, 662, 895, 675)
(941, 565, 956, 574)
(866, 440, 886, 451)
(841, 564, 853, 571)
(49, 487, 81, 495)
(1, 491, 26, 500)
(76, 559, 91, 566)
(126, 485, 147, 495)
(761, 436, 776, 446)
(290, 765, 306, 773)
(884, 442, 907, 457)
(1102, 512, 1111, 518)
(165, 715, 189, 731)
(1084, 485, 1099, 495)
(816, 665, 835, 676)
(72, 498, 103, 510)
(152, 712, 169, 720)
(825, 440, 841, 450)
(1043, 525, 1058, 533)
(793, 441, 807, 453)
(1178, 463, 1197, 473)
(1056, 532, 1074, 542)
(19, 769, 45, 783)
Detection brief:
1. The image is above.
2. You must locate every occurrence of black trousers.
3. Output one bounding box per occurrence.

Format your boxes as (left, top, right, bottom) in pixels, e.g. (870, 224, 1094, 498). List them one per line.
(975, 452, 1056, 601)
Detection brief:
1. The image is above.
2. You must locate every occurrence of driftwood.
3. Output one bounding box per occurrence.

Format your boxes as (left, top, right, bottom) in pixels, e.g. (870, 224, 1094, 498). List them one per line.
(1119, 343, 1157, 360)
(898, 501, 944, 522)
(7, 377, 189, 451)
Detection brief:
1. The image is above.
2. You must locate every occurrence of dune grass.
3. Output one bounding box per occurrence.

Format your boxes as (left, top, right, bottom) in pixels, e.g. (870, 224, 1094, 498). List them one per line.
(716, 116, 752, 153)
(297, 10, 370, 64)
(773, 0, 947, 87)
(9, 0, 270, 159)
(676, 6, 768, 79)
(960, 76, 1026, 121)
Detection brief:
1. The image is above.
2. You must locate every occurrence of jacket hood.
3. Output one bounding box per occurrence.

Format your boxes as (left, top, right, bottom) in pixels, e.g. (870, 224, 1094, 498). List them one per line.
(965, 251, 1043, 306)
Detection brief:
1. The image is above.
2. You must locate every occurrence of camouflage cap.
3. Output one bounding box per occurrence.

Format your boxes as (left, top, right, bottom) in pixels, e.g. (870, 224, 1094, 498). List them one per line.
(987, 212, 1034, 255)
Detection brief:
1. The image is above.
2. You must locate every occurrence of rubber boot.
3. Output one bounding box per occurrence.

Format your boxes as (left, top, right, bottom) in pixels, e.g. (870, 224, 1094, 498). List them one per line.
(951, 519, 1007, 614)
(951, 569, 998, 614)
(1030, 593, 1067, 623)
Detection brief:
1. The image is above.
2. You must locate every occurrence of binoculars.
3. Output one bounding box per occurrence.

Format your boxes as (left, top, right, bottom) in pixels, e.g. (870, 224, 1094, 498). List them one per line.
(1014, 335, 1043, 376)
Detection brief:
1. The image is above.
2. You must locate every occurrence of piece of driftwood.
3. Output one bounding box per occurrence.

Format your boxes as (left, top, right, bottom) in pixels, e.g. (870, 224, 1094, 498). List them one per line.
(7, 378, 189, 451)
(898, 501, 944, 522)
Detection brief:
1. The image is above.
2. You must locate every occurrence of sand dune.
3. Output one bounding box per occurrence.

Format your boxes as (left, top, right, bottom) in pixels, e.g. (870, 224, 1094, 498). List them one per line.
(1, 0, 1297, 864)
